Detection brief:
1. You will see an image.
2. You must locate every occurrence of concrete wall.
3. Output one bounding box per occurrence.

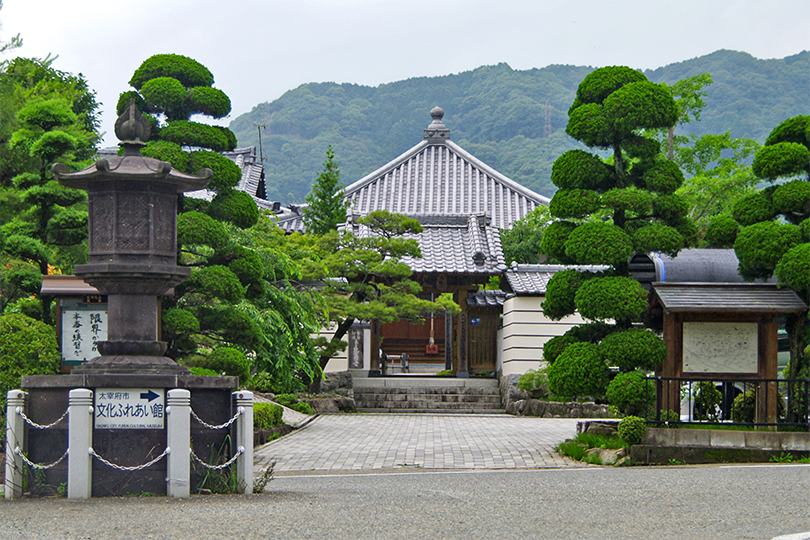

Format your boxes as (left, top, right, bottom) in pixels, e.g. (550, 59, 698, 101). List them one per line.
(498, 295, 584, 377)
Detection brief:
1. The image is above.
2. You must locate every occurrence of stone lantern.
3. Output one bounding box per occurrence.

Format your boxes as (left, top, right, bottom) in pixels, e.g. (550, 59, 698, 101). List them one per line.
(52, 100, 212, 373)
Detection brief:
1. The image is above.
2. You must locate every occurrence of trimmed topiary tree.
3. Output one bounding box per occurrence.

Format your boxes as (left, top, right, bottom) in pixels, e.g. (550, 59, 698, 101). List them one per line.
(122, 54, 258, 229)
(606, 371, 655, 417)
(547, 342, 609, 400)
(730, 116, 810, 388)
(541, 66, 688, 414)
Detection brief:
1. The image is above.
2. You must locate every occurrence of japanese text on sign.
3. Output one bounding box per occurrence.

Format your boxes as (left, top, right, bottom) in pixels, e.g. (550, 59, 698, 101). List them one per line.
(94, 388, 165, 429)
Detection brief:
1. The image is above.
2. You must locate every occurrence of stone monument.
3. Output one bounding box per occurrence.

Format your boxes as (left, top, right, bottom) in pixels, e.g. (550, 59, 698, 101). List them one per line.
(20, 101, 241, 496)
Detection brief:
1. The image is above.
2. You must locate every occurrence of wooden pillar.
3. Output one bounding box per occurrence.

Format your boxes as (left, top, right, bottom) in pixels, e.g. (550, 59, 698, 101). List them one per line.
(758, 314, 779, 428)
(455, 288, 470, 378)
(659, 311, 681, 415)
(444, 311, 453, 371)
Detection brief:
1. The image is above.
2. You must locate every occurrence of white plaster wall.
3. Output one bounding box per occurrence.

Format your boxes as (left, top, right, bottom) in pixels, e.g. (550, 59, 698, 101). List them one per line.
(498, 295, 584, 377)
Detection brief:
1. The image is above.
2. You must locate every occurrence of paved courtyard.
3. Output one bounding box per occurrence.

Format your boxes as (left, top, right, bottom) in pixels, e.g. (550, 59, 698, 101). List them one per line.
(254, 414, 585, 474)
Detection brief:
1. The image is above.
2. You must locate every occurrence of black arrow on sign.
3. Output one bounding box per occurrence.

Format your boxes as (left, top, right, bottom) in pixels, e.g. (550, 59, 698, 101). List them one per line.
(140, 390, 159, 402)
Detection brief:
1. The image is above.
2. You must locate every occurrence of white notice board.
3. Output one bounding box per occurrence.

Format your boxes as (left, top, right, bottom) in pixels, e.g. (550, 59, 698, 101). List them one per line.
(94, 388, 165, 429)
(682, 322, 758, 374)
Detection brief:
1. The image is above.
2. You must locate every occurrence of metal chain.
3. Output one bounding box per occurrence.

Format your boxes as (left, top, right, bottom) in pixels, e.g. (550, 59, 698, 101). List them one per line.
(17, 407, 68, 430)
(190, 407, 242, 430)
(190, 446, 244, 470)
(89, 446, 169, 472)
(15, 446, 69, 470)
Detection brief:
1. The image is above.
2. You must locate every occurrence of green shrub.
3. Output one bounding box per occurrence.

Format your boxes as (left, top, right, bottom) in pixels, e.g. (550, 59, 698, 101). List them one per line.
(247, 372, 276, 393)
(606, 371, 654, 417)
(205, 347, 251, 381)
(291, 402, 314, 415)
(731, 389, 786, 423)
(574, 276, 648, 323)
(542, 335, 578, 364)
(274, 393, 298, 407)
(657, 409, 681, 426)
(208, 190, 260, 229)
(547, 342, 609, 400)
(617, 415, 646, 446)
(0, 314, 60, 411)
(518, 369, 548, 392)
(693, 382, 722, 422)
(598, 328, 666, 372)
(254, 402, 283, 429)
(704, 214, 739, 248)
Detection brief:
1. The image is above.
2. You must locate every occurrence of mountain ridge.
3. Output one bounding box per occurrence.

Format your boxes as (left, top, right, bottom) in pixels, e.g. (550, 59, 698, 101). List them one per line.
(230, 49, 808, 204)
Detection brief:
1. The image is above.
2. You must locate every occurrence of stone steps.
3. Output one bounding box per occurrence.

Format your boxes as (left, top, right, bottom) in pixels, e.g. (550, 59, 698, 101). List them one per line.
(353, 377, 504, 413)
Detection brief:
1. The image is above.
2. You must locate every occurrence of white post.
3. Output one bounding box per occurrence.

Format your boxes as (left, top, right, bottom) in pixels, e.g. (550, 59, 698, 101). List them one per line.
(5, 390, 27, 500)
(67, 388, 93, 500)
(233, 390, 253, 494)
(166, 389, 190, 498)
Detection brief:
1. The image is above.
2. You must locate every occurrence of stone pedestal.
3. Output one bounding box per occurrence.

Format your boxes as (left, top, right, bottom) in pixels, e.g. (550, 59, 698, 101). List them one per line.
(22, 373, 237, 497)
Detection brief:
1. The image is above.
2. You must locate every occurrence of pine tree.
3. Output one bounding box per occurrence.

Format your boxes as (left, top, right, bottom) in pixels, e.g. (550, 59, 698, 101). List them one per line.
(303, 146, 348, 235)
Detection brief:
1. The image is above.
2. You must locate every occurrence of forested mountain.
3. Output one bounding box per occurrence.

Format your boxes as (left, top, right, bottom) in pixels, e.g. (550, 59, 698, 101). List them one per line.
(230, 50, 808, 204)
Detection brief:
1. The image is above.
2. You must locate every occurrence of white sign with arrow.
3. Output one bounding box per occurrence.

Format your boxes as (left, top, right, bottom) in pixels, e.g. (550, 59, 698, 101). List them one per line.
(94, 388, 165, 429)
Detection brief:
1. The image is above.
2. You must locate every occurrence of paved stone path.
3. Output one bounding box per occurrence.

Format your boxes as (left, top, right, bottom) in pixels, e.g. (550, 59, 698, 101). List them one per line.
(254, 414, 586, 474)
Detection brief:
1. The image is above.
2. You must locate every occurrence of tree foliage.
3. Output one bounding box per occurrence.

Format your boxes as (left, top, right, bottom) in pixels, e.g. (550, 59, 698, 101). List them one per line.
(541, 67, 688, 408)
(303, 145, 348, 235)
(0, 57, 101, 321)
(731, 115, 810, 383)
(123, 54, 257, 229)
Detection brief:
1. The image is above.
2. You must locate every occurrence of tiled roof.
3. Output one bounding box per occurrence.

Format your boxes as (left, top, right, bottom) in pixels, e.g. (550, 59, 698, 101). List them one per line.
(650, 283, 807, 313)
(503, 263, 609, 295)
(467, 289, 507, 307)
(342, 107, 550, 230)
(343, 213, 506, 276)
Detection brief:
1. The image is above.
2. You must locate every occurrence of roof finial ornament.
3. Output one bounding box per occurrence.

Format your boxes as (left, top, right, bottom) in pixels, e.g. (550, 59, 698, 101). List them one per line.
(115, 98, 151, 154)
(424, 106, 450, 143)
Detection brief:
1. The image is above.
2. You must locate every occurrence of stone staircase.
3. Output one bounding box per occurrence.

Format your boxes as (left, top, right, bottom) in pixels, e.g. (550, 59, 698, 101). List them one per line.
(353, 377, 504, 413)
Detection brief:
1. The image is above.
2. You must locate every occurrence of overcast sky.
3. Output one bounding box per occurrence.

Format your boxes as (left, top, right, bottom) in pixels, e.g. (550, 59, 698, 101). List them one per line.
(3, 0, 808, 147)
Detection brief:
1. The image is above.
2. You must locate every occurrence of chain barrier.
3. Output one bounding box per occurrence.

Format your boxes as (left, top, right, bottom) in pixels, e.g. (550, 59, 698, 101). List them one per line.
(14, 446, 69, 470)
(190, 407, 242, 431)
(190, 446, 244, 470)
(89, 446, 169, 472)
(16, 406, 68, 430)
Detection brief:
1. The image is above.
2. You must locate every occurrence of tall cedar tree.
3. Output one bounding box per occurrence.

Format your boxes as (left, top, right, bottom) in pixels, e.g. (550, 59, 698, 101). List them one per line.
(540, 66, 690, 400)
(303, 145, 348, 235)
